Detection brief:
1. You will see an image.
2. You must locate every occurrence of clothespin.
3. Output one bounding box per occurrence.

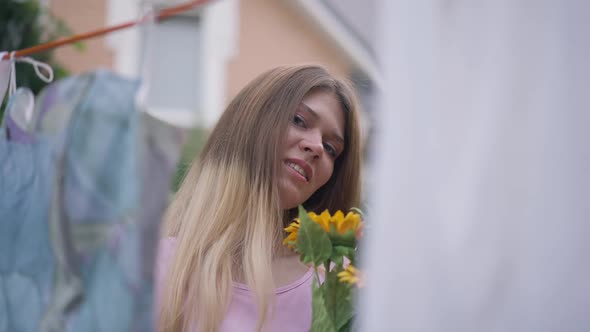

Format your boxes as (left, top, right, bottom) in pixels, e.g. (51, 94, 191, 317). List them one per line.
(135, 5, 157, 113)
(0, 50, 54, 99)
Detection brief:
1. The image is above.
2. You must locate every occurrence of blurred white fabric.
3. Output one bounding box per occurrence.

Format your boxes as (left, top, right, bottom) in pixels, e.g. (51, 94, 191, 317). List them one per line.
(361, 1, 590, 331)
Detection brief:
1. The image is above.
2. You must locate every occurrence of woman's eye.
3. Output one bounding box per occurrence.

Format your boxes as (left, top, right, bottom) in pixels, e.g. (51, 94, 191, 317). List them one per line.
(324, 143, 337, 158)
(293, 114, 306, 127)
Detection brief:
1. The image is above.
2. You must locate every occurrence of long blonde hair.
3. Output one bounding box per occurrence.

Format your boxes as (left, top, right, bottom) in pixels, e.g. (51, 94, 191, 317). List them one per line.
(158, 65, 362, 332)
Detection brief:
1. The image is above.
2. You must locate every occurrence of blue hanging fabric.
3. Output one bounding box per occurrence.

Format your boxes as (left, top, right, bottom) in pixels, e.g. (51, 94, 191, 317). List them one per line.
(0, 69, 184, 332)
(43, 70, 142, 332)
(0, 51, 57, 332)
(0, 120, 56, 332)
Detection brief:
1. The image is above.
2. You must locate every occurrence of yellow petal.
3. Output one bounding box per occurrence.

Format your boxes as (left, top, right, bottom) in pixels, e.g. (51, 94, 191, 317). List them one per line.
(282, 231, 298, 249)
(338, 216, 353, 234)
(314, 210, 331, 232)
(338, 265, 363, 285)
(346, 265, 359, 274)
(344, 212, 361, 226)
(332, 210, 344, 223)
(320, 210, 331, 221)
(348, 276, 359, 284)
(284, 221, 300, 233)
(283, 232, 296, 243)
(330, 211, 343, 232)
(338, 271, 354, 284)
(338, 212, 361, 234)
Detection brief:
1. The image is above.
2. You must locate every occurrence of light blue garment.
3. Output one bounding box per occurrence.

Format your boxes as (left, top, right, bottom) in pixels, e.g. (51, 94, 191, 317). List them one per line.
(1, 69, 183, 332)
(33, 70, 141, 224)
(0, 127, 55, 332)
(36, 70, 143, 332)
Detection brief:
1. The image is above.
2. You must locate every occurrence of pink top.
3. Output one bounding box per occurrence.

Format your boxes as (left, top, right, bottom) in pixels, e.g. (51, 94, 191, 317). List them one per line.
(155, 237, 314, 332)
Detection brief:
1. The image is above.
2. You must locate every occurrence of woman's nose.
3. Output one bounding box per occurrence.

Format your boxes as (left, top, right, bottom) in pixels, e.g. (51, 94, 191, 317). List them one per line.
(299, 132, 323, 158)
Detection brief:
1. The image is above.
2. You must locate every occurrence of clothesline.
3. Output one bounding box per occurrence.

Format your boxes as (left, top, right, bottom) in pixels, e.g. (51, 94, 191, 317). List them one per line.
(1, 0, 212, 61)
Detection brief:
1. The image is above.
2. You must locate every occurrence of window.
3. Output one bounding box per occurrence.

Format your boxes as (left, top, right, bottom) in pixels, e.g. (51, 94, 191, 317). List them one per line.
(140, 13, 202, 126)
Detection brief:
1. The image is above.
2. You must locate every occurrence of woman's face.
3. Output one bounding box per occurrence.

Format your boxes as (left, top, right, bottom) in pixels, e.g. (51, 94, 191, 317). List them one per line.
(278, 90, 346, 209)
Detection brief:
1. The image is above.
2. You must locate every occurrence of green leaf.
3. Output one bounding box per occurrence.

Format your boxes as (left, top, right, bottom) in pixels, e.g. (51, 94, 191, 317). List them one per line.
(330, 246, 356, 268)
(311, 280, 337, 332)
(329, 229, 357, 249)
(331, 251, 344, 267)
(72, 41, 86, 52)
(324, 269, 354, 331)
(338, 317, 354, 332)
(297, 205, 332, 266)
(350, 207, 364, 217)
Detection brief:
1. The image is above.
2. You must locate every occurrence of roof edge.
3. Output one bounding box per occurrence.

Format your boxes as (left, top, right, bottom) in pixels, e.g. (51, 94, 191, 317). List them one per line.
(286, 0, 383, 87)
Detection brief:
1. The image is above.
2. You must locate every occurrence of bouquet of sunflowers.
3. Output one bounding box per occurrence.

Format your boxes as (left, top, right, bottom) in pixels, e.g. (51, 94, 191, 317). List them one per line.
(283, 206, 364, 332)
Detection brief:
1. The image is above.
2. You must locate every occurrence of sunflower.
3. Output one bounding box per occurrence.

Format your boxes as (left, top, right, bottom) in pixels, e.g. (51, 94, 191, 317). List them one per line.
(331, 210, 363, 236)
(337, 265, 364, 287)
(282, 218, 300, 249)
(308, 210, 332, 232)
(309, 209, 364, 236)
(283, 209, 364, 250)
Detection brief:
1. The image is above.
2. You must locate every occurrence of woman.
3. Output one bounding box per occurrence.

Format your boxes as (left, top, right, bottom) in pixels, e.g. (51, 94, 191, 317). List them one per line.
(156, 65, 362, 332)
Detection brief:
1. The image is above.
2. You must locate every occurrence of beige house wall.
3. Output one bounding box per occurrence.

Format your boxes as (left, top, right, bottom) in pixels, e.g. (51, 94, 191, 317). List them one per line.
(49, 0, 114, 74)
(48, 0, 353, 106)
(225, 0, 353, 101)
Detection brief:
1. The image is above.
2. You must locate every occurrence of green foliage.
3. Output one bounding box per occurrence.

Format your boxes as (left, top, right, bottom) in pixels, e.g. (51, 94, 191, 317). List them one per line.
(311, 271, 356, 332)
(311, 281, 336, 332)
(295, 205, 360, 332)
(324, 268, 353, 331)
(296, 205, 333, 266)
(170, 126, 209, 192)
(328, 226, 357, 249)
(0, 0, 73, 120)
(330, 245, 355, 267)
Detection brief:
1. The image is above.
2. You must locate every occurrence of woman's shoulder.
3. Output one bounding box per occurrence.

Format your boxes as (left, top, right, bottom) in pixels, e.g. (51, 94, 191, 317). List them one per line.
(155, 237, 178, 282)
(158, 236, 178, 254)
(156, 236, 178, 263)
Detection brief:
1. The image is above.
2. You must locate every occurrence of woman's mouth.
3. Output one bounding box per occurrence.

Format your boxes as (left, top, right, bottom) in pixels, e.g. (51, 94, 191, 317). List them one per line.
(286, 161, 309, 182)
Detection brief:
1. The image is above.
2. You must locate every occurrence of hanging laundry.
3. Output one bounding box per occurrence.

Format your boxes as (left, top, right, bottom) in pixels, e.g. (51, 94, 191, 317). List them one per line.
(4, 87, 37, 143)
(0, 123, 56, 332)
(0, 69, 184, 332)
(0, 55, 11, 108)
(133, 111, 185, 331)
